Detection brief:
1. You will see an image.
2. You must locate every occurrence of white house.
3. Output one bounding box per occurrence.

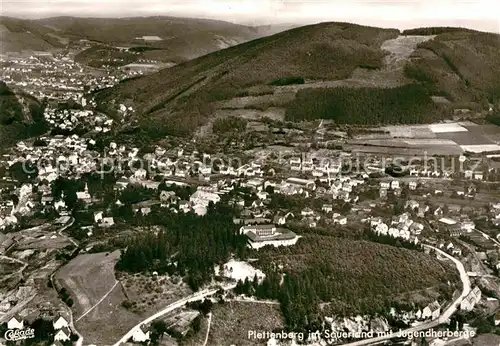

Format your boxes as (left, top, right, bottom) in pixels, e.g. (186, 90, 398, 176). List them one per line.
(189, 190, 221, 207)
(100, 217, 115, 228)
(7, 317, 24, 329)
(54, 327, 71, 341)
(132, 325, 150, 342)
(390, 180, 400, 190)
(134, 168, 147, 180)
(422, 301, 441, 320)
(460, 286, 481, 311)
(76, 184, 91, 203)
(53, 316, 69, 330)
(333, 214, 347, 225)
(380, 181, 390, 189)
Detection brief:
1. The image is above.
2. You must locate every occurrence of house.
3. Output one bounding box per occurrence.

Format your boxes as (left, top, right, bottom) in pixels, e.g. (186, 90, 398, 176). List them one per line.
(94, 211, 103, 223)
(390, 180, 400, 190)
(473, 172, 484, 180)
(273, 212, 293, 225)
(461, 220, 475, 232)
(53, 316, 69, 330)
(54, 327, 71, 341)
(422, 301, 441, 320)
(189, 190, 220, 207)
(301, 207, 314, 217)
(115, 177, 130, 190)
(285, 177, 315, 190)
(76, 183, 91, 203)
(256, 191, 269, 200)
(333, 213, 347, 225)
(434, 207, 443, 217)
(460, 286, 481, 311)
(100, 217, 115, 228)
(322, 204, 333, 213)
(132, 324, 150, 342)
(408, 181, 417, 190)
(405, 200, 419, 211)
(380, 182, 390, 189)
(7, 316, 24, 329)
(160, 190, 177, 204)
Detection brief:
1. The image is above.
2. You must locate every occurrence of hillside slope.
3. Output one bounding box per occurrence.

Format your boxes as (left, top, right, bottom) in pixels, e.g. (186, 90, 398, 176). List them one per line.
(0, 82, 47, 149)
(95, 24, 500, 138)
(34, 16, 280, 63)
(404, 29, 500, 105)
(96, 22, 400, 137)
(1, 16, 289, 64)
(0, 17, 66, 52)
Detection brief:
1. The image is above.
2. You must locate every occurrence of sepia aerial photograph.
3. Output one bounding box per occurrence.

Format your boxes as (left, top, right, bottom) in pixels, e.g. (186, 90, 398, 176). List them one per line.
(0, 0, 499, 345)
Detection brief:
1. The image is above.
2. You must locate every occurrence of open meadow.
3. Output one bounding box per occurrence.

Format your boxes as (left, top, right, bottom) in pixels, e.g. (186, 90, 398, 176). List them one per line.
(56, 250, 141, 345)
(184, 301, 285, 346)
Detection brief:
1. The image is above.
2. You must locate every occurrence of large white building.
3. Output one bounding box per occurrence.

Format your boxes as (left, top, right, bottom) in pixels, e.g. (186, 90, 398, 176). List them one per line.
(239, 224, 299, 249)
(189, 190, 221, 207)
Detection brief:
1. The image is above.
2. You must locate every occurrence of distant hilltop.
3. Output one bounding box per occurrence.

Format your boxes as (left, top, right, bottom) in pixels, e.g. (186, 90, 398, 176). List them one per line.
(92, 22, 500, 138)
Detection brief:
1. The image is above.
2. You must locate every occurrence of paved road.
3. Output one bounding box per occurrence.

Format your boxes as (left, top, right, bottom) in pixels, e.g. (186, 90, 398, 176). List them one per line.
(340, 245, 471, 346)
(476, 228, 500, 248)
(202, 312, 212, 346)
(112, 283, 236, 346)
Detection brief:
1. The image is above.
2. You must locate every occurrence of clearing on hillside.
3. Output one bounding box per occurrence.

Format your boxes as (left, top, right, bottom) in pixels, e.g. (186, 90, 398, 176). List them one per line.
(200, 301, 284, 346)
(56, 251, 141, 345)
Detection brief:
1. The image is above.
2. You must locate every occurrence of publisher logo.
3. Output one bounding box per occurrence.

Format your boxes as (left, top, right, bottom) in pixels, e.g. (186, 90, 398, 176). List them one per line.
(4, 328, 35, 341)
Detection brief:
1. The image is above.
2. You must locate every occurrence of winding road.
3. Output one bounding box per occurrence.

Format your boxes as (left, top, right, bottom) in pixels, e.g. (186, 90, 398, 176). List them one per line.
(202, 312, 212, 346)
(340, 244, 471, 346)
(112, 283, 236, 346)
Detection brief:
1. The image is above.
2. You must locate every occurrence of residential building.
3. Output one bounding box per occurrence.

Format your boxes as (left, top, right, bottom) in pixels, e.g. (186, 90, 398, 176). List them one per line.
(54, 327, 71, 342)
(460, 286, 481, 311)
(132, 325, 150, 342)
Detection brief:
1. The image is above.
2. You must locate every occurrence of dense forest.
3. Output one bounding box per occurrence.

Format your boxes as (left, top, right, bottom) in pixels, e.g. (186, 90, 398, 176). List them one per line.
(402, 27, 483, 35)
(116, 204, 248, 290)
(284, 84, 445, 124)
(404, 30, 500, 105)
(0, 82, 48, 149)
(212, 116, 247, 134)
(235, 233, 458, 332)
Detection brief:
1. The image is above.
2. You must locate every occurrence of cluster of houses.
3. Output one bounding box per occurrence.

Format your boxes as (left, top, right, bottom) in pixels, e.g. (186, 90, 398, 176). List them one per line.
(0, 53, 138, 102)
(44, 108, 113, 133)
(323, 300, 444, 339)
(368, 212, 422, 243)
(5, 315, 72, 344)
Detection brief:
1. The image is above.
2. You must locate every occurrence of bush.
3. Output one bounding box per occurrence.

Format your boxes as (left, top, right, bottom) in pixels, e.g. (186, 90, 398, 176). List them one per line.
(268, 77, 305, 86)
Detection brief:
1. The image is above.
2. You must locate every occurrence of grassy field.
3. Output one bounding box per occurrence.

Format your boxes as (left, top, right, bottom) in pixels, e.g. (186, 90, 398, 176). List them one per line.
(56, 251, 141, 345)
(184, 301, 285, 346)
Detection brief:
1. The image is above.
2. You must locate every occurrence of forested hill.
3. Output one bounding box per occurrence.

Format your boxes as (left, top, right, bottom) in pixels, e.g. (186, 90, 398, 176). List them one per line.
(404, 29, 500, 105)
(94, 23, 500, 139)
(0, 82, 47, 149)
(95, 22, 400, 137)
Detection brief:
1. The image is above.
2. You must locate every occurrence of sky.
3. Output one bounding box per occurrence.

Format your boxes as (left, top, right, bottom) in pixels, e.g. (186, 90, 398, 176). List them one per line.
(1, 0, 499, 32)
